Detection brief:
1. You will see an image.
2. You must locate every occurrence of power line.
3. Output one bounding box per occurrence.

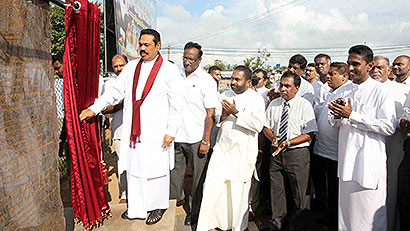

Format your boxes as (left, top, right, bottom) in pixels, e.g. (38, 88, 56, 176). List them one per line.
(169, 0, 310, 45)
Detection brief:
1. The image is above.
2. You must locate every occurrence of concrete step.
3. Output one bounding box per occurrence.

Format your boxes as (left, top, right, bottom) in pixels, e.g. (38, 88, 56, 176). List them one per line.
(65, 200, 176, 231)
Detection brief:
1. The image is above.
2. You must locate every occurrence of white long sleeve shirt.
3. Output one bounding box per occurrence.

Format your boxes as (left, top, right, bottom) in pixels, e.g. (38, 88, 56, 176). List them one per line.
(329, 77, 396, 189)
(89, 56, 183, 178)
(207, 88, 265, 182)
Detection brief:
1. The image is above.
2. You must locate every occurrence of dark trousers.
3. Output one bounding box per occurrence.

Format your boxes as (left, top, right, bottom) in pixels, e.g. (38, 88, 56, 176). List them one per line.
(398, 138, 410, 231)
(311, 154, 338, 222)
(270, 147, 310, 229)
(250, 138, 271, 214)
(170, 141, 207, 216)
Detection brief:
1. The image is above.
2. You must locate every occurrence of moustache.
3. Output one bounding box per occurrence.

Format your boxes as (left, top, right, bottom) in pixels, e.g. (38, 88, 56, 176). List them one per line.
(140, 50, 148, 55)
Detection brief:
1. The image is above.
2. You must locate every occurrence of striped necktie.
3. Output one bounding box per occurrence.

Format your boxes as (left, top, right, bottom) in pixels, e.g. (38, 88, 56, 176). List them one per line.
(278, 101, 289, 152)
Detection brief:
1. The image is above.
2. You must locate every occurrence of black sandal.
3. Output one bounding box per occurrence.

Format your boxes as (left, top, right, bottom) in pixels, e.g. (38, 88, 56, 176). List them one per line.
(121, 210, 144, 220)
(145, 209, 167, 225)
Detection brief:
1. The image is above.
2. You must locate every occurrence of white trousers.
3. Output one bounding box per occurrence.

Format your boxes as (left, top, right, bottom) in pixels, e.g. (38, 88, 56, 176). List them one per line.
(197, 177, 250, 231)
(339, 179, 387, 231)
(127, 174, 169, 219)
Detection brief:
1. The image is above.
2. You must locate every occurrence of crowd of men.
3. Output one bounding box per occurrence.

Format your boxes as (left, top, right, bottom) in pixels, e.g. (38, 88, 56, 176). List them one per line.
(78, 28, 410, 231)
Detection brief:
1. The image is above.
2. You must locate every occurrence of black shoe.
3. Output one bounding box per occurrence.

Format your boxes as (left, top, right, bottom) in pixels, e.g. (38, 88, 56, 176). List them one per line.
(176, 200, 185, 207)
(184, 213, 191, 226)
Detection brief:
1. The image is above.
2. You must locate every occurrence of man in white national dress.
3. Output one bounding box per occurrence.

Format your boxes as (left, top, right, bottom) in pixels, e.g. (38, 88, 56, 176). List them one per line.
(79, 29, 183, 225)
(196, 65, 265, 231)
(328, 45, 396, 231)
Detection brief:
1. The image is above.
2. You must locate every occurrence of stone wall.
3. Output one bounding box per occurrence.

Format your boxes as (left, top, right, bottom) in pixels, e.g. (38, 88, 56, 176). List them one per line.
(0, 0, 65, 229)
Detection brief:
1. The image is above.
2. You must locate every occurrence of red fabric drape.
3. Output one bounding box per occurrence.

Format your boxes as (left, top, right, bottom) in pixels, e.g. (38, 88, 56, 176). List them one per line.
(63, 1, 110, 229)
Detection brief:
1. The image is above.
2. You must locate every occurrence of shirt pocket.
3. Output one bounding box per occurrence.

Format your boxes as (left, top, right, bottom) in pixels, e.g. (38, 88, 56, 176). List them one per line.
(188, 84, 203, 104)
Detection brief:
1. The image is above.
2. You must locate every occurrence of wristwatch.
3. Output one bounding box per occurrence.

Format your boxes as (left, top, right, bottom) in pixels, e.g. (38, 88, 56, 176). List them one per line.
(201, 140, 210, 147)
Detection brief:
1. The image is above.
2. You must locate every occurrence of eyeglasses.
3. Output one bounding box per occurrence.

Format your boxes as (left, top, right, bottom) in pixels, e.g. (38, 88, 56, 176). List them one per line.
(182, 57, 199, 64)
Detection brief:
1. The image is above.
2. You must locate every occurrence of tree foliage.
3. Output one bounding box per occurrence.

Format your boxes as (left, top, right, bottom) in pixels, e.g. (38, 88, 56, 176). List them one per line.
(243, 49, 273, 72)
(50, 2, 105, 68)
(203, 59, 236, 71)
(50, 5, 65, 59)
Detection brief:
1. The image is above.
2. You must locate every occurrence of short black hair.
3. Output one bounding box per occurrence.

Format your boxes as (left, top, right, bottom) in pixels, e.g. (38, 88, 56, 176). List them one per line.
(307, 63, 315, 68)
(140, 29, 161, 45)
(208, 65, 221, 74)
(253, 68, 268, 79)
(281, 71, 301, 87)
(234, 65, 252, 81)
(289, 54, 307, 70)
(314, 53, 331, 63)
(184, 42, 203, 59)
(330, 62, 348, 75)
(52, 55, 62, 65)
(348, 45, 373, 64)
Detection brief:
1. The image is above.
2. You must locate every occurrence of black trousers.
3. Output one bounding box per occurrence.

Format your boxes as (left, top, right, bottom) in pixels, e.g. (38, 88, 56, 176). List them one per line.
(398, 138, 410, 231)
(270, 147, 310, 229)
(311, 154, 338, 222)
(170, 142, 207, 216)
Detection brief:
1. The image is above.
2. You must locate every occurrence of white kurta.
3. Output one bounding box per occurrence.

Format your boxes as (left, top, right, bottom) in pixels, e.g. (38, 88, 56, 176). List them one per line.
(383, 80, 409, 231)
(89, 56, 183, 217)
(197, 88, 265, 231)
(328, 77, 396, 231)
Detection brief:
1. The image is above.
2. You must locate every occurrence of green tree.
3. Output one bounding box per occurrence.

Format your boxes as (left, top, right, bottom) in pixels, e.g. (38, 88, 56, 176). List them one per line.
(203, 59, 236, 71)
(243, 49, 273, 72)
(50, 5, 65, 59)
(50, 2, 105, 70)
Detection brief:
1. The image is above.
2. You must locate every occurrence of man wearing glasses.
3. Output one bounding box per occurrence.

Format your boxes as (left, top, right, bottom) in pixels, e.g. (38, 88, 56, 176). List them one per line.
(170, 42, 218, 227)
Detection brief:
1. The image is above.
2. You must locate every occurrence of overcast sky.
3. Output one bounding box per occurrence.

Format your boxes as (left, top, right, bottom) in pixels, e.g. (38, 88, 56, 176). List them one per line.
(155, 0, 410, 68)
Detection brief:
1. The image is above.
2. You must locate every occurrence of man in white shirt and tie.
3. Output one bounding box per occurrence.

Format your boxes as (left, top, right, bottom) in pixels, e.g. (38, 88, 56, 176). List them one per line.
(328, 45, 396, 231)
(264, 71, 317, 231)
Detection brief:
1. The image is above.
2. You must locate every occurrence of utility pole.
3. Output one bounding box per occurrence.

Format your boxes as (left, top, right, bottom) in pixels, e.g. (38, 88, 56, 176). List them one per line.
(167, 45, 171, 61)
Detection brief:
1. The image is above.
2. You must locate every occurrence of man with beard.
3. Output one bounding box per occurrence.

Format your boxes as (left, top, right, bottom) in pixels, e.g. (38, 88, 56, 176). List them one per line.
(369, 55, 409, 231)
(264, 71, 317, 231)
(392, 55, 410, 85)
(79, 29, 183, 225)
(328, 45, 395, 230)
(170, 42, 218, 227)
(196, 66, 265, 231)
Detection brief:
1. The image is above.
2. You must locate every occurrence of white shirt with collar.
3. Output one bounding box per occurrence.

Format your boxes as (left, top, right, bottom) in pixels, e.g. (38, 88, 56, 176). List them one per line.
(175, 67, 218, 143)
(394, 76, 410, 85)
(265, 95, 318, 149)
(256, 86, 270, 108)
(313, 81, 352, 161)
(329, 77, 396, 189)
(312, 78, 331, 108)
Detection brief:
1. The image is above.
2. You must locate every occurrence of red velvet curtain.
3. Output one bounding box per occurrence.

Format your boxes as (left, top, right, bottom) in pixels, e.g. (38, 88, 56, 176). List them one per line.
(63, 1, 110, 229)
